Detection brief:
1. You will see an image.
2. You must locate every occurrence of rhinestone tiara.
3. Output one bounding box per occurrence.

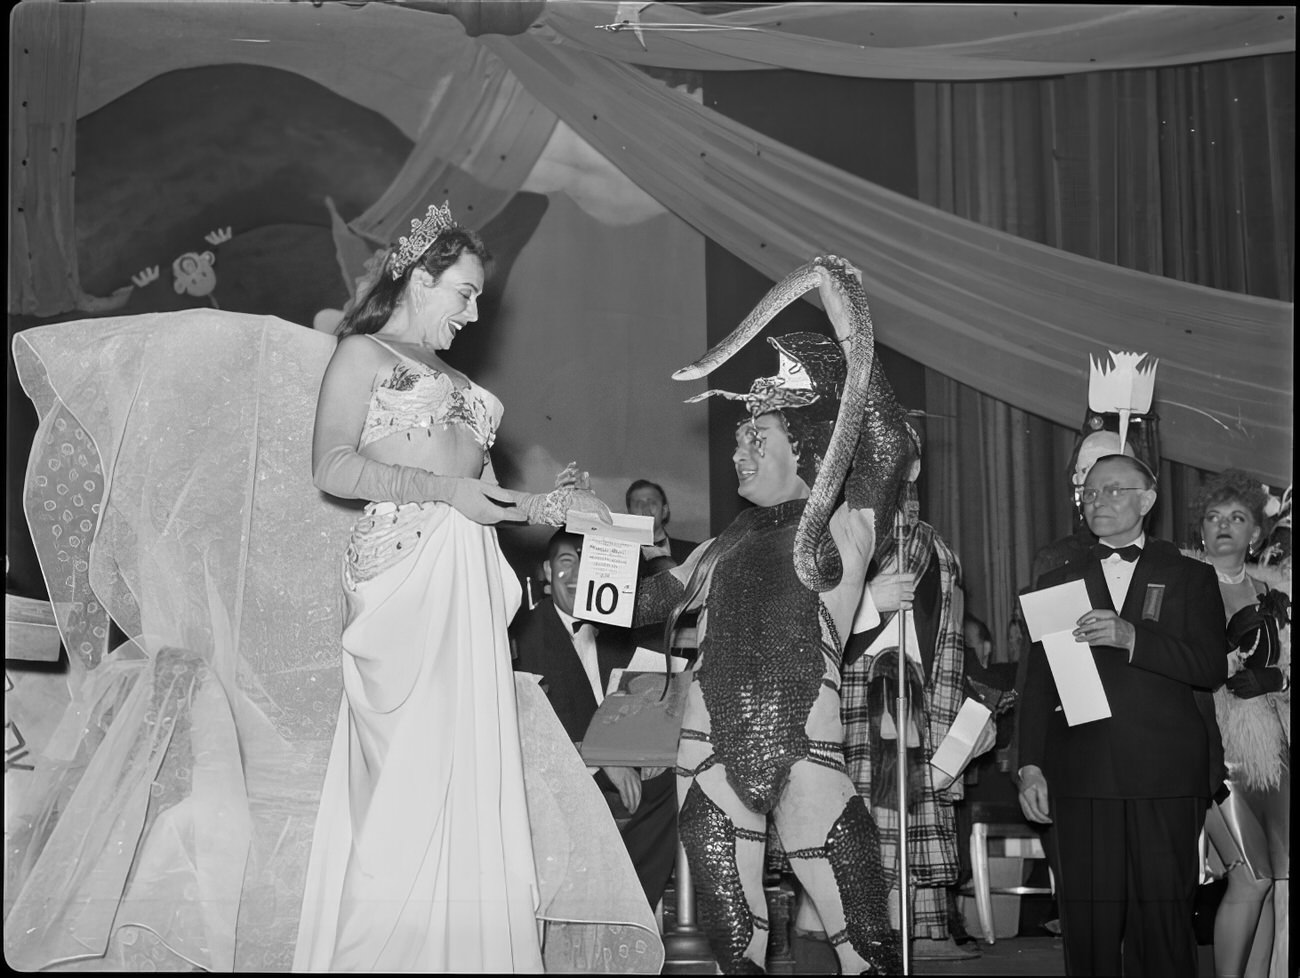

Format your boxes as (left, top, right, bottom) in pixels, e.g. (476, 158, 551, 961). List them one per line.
(389, 201, 462, 280)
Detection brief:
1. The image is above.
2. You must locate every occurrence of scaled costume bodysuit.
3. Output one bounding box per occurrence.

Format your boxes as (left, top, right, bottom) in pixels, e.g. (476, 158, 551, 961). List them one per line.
(638, 499, 900, 974)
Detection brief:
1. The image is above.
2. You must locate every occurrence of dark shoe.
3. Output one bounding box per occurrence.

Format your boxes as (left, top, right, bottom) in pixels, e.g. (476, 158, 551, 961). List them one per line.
(912, 936, 982, 961)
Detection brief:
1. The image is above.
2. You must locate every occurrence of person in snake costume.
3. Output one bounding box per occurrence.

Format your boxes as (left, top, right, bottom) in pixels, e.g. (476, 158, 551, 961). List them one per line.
(634, 257, 914, 973)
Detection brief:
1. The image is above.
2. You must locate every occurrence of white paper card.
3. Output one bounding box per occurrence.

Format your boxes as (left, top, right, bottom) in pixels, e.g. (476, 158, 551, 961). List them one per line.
(1042, 630, 1112, 725)
(852, 610, 922, 665)
(849, 583, 881, 635)
(627, 647, 688, 674)
(1019, 578, 1092, 642)
(607, 651, 688, 697)
(565, 511, 656, 545)
(568, 513, 654, 628)
(930, 697, 992, 782)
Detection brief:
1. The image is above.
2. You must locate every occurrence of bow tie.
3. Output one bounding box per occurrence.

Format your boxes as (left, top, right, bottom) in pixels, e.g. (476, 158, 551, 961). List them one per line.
(1091, 543, 1142, 563)
(571, 620, 593, 635)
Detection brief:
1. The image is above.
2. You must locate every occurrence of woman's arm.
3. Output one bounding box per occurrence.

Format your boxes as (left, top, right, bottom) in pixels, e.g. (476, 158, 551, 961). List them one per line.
(311, 336, 523, 522)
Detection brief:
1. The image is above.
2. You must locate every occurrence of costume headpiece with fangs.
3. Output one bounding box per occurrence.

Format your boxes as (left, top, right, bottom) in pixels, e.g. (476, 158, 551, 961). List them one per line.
(389, 201, 463, 280)
(685, 332, 846, 486)
(685, 332, 846, 425)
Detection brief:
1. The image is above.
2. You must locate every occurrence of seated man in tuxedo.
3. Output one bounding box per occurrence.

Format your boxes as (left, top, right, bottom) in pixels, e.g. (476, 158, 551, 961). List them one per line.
(1016, 455, 1226, 977)
(512, 530, 677, 910)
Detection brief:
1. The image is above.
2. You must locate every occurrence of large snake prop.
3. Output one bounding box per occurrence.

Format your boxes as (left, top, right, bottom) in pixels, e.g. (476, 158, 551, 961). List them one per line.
(674, 255, 913, 592)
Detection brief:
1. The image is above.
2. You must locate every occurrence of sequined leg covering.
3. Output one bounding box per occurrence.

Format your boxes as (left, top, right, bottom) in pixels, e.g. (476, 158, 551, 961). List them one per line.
(769, 689, 901, 976)
(677, 678, 770, 973)
(824, 795, 903, 974)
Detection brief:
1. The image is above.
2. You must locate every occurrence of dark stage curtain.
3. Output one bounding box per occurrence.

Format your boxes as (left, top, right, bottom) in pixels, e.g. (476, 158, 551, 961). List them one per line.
(916, 53, 1294, 656)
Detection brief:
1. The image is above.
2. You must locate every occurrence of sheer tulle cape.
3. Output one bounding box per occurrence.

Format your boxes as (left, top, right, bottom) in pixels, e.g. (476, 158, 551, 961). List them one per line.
(7, 310, 663, 972)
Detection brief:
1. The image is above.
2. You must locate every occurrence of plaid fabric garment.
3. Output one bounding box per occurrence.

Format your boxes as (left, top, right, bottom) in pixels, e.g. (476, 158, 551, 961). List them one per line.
(841, 520, 965, 921)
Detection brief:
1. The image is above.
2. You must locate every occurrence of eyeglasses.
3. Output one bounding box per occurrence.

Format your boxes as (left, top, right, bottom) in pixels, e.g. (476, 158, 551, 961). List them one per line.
(1079, 486, 1148, 505)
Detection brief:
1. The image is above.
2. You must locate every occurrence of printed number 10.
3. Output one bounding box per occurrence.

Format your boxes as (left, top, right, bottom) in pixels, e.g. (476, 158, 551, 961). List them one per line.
(585, 580, 619, 615)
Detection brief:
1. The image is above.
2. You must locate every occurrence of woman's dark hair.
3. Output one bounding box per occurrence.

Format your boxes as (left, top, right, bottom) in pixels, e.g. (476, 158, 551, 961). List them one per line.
(336, 227, 491, 337)
(1190, 468, 1269, 531)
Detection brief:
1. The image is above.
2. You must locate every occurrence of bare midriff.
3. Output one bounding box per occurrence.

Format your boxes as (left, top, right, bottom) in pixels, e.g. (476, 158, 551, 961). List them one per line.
(359, 423, 486, 480)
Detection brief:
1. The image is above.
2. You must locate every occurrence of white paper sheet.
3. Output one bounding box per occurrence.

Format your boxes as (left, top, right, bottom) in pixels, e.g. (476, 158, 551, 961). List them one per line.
(1041, 630, 1112, 725)
(1019, 580, 1112, 726)
(1019, 578, 1092, 641)
(568, 513, 654, 628)
(930, 697, 992, 782)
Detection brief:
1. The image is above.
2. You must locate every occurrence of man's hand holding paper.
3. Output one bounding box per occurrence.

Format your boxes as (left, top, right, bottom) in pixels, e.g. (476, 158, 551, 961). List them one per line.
(1019, 579, 1112, 726)
(1072, 609, 1136, 652)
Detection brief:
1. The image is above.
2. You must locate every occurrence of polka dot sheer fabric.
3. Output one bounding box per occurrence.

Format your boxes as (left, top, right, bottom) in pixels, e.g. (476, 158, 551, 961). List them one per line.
(9, 312, 353, 971)
(7, 310, 663, 972)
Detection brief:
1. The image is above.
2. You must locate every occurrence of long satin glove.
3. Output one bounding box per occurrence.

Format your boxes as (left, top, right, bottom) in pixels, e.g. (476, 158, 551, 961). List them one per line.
(1225, 666, 1288, 699)
(313, 445, 523, 525)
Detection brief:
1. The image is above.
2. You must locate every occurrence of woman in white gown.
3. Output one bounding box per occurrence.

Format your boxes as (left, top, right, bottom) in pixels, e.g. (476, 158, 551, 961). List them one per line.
(2, 196, 664, 969)
(294, 202, 617, 972)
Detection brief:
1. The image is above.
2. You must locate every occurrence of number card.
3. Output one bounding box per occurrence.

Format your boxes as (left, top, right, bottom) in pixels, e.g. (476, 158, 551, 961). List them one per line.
(565, 512, 655, 628)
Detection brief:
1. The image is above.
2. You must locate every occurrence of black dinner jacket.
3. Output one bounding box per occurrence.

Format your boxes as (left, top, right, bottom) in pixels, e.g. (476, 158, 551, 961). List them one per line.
(512, 597, 637, 744)
(1017, 537, 1227, 800)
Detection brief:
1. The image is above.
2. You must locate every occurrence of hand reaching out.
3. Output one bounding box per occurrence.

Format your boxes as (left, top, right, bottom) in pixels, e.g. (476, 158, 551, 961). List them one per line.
(602, 765, 642, 814)
(554, 461, 591, 490)
(870, 572, 917, 613)
(812, 257, 863, 346)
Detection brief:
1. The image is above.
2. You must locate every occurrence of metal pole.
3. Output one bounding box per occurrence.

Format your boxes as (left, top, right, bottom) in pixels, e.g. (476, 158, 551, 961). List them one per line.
(895, 506, 911, 975)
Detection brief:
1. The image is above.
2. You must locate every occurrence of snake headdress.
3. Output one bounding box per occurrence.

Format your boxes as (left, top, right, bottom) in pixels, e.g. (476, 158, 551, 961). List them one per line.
(675, 255, 914, 592)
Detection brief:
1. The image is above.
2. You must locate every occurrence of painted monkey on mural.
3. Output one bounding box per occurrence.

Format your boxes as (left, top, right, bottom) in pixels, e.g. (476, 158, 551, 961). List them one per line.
(634, 256, 914, 974)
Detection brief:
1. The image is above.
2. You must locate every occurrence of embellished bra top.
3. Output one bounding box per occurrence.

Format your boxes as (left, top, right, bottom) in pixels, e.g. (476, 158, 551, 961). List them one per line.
(358, 336, 502, 450)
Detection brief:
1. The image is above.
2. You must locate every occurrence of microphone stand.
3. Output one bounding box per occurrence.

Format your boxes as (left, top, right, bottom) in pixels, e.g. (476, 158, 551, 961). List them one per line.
(895, 503, 912, 975)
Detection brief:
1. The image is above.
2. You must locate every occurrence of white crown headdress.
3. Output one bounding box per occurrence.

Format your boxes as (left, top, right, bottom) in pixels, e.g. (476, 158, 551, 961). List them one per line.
(1088, 350, 1158, 454)
(389, 201, 461, 280)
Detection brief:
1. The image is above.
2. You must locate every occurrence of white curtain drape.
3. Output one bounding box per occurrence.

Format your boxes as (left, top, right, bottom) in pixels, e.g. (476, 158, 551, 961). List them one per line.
(541, 2, 1296, 80)
(482, 33, 1292, 482)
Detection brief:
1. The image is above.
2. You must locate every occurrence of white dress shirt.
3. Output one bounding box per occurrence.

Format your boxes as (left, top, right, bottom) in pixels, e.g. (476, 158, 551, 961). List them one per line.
(1099, 534, 1145, 611)
(554, 606, 604, 705)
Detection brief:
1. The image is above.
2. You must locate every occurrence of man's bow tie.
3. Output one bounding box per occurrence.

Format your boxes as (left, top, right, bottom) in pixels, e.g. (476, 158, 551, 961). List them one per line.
(1091, 543, 1142, 563)
(571, 620, 593, 635)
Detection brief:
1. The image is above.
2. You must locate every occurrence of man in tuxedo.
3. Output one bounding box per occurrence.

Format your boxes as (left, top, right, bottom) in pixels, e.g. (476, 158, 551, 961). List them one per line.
(626, 479, 700, 573)
(1016, 455, 1227, 976)
(512, 530, 677, 909)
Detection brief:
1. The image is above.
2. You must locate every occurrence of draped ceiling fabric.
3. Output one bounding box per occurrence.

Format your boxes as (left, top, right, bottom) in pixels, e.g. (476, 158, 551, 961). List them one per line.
(484, 31, 1293, 484)
(348, 42, 559, 246)
(11, 0, 1295, 477)
(9, 1, 131, 316)
(544, 2, 1296, 79)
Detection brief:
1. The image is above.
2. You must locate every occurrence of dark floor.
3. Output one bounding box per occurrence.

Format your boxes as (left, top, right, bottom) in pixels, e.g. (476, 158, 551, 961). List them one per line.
(793, 933, 1065, 976)
(665, 933, 1216, 975)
